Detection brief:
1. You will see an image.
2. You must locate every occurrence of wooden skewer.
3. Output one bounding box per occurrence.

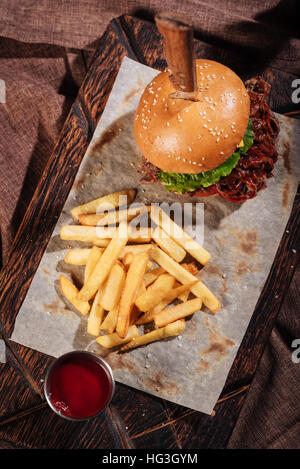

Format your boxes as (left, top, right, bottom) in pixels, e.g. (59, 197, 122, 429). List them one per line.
(155, 11, 198, 101)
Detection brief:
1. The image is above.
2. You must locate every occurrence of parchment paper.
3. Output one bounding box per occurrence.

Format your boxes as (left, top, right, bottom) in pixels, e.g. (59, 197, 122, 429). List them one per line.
(11, 57, 300, 414)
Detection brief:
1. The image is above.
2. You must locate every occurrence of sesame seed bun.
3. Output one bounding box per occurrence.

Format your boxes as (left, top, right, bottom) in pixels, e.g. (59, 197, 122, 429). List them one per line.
(134, 59, 250, 173)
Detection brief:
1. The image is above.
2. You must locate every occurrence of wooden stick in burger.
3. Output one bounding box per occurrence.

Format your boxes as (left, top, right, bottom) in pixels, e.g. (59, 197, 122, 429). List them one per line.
(155, 11, 199, 102)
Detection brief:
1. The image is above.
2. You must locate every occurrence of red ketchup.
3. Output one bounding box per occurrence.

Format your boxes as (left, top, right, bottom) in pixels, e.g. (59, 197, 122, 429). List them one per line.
(48, 353, 113, 419)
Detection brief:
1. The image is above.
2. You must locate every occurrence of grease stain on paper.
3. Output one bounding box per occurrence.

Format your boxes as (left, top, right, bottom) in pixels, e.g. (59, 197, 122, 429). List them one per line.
(282, 179, 290, 209)
(197, 317, 235, 372)
(230, 229, 258, 256)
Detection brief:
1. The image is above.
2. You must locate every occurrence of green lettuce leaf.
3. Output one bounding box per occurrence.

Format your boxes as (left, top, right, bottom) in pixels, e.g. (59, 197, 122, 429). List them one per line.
(159, 119, 254, 194)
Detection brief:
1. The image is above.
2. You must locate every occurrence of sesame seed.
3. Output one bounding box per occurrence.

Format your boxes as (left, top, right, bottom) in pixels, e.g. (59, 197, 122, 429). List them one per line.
(167, 122, 170, 127)
(188, 147, 192, 152)
(224, 134, 228, 138)
(216, 137, 220, 142)
(220, 151, 224, 155)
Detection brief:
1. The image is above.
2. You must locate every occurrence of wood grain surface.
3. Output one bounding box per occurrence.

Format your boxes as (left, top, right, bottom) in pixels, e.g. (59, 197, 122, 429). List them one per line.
(0, 15, 299, 449)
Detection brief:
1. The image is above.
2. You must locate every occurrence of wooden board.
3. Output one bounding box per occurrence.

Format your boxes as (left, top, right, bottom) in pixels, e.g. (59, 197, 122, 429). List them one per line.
(0, 15, 299, 449)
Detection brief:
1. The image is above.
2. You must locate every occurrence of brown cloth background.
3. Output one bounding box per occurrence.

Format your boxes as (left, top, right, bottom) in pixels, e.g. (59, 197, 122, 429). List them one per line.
(0, 0, 299, 449)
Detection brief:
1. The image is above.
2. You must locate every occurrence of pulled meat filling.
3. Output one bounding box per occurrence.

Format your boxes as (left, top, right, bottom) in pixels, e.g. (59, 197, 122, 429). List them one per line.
(138, 77, 280, 203)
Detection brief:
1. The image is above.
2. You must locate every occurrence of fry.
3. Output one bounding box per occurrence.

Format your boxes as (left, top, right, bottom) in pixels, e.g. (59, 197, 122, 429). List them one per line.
(60, 226, 110, 246)
(122, 252, 153, 272)
(136, 281, 197, 324)
(177, 288, 190, 302)
(154, 298, 202, 328)
(100, 307, 119, 333)
(78, 205, 149, 226)
(84, 246, 103, 284)
(152, 225, 186, 262)
(59, 275, 90, 316)
(144, 266, 165, 287)
(100, 261, 126, 311)
(135, 274, 175, 312)
(120, 320, 186, 351)
(65, 245, 152, 266)
(178, 264, 198, 300)
(122, 251, 134, 271)
(64, 249, 93, 265)
(151, 206, 210, 265)
(78, 222, 130, 301)
(116, 251, 150, 338)
(151, 247, 220, 313)
(96, 325, 139, 348)
(87, 286, 105, 336)
(71, 189, 136, 220)
(60, 225, 151, 244)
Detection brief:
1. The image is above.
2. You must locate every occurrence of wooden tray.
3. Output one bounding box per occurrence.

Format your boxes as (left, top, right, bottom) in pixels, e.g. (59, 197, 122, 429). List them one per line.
(0, 15, 299, 449)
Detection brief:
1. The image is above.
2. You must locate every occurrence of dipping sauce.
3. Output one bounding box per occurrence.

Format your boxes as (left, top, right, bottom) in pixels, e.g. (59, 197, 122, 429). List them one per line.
(45, 352, 114, 420)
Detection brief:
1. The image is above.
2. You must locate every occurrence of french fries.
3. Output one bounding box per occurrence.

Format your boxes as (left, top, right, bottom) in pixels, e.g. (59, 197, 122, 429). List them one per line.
(136, 281, 197, 325)
(151, 206, 210, 265)
(100, 307, 119, 333)
(120, 320, 186, 351)
(84, 246, 103, 284)
(87, 286, 105, 336)
(59, 275, 90, 316)
(100, 262, 126, 311)
(154, 298, 202, 328)
(64, 245, 152, 266)
(78, 205, 149, 226)
(116, 251, 150, 338)
(78, 222, 130, 301)
(151, 247, 220, 313)
(60, 225, 152, 244)
(152, 225, 186, 262)
(64, 249, 93, 265)
(120, 244, 153, 257)
(96, 325, 139, 348)
(71, 189, 136, 220)
(135, 273, 175, 312)
(143, 266, 165, 287)
(59, 189, 222, 353)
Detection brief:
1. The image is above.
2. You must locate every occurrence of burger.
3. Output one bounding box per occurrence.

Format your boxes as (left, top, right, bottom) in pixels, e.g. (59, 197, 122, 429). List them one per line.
(134, 60, 279, 202)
